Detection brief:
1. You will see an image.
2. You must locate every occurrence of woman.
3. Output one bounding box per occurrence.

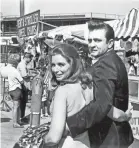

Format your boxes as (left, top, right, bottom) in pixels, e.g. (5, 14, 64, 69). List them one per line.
(43, 43, 132, 148)
(43, 43, 91, 148)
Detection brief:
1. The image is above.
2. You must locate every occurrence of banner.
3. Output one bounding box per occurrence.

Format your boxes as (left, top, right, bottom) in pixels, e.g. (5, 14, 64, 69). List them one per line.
(17, 10, 40, 38)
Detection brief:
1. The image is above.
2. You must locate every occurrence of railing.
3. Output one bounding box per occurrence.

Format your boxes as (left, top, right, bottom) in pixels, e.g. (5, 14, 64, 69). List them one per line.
(1, 12, 124, 21)
(1, 15, 19, 18)
(1, 32, 17, 37)
(4, 27, 17, 32)
(40, 12, 124, 19)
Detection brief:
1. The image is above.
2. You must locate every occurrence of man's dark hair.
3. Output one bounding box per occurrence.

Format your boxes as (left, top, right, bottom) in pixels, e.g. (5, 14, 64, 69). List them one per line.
(88, 21, 115, 42)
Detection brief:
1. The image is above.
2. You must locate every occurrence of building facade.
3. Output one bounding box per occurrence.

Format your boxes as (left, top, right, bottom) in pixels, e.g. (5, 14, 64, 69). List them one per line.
(1, 12, 123, 37)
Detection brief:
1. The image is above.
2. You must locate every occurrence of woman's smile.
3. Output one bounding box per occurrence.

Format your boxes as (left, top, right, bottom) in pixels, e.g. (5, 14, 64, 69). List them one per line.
(55, 73, 63, 78)
(51, 54, 71, 81)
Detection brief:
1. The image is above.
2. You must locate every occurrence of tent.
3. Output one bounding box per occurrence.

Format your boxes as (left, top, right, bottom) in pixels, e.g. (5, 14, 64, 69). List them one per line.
(44, 8, 139, 41)
(106, 8, 139, 39)
(47, 24, 87, 40)
(43, 23, 88, 45)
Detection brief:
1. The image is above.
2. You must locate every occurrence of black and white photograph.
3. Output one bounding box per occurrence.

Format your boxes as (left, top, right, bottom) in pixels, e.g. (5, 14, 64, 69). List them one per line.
(0, 0, 139, 148)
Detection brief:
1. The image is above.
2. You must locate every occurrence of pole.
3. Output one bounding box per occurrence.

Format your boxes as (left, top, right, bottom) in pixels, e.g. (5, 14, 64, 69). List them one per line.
(20, 0, 24, 16)
(39, 21, 57, 28)
(30, 74, 43, 127)
(91, 12, 92, 20)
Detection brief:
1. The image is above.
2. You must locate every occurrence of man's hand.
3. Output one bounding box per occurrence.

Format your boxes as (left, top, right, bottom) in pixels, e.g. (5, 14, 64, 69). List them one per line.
(125, 104, 133, 121)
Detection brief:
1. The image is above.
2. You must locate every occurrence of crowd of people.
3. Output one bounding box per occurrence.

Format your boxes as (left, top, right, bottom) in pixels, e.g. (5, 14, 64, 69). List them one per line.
(0, 52, 34, 127)
(1, 21, 135, 148)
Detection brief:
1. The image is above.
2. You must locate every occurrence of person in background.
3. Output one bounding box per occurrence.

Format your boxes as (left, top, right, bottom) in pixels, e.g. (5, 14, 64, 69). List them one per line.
(66, 22, 134, 148)
(41, 82, 49, 118)
(40, 58, 50, 118)
(17, 52, 32, 123)
(3, 54, 24, 128)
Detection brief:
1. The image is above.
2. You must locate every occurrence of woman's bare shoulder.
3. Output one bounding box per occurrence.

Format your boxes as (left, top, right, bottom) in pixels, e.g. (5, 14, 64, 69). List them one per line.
(55, 85, 69, 96)
(56, 83, 80, 94)
(65, 83, 81, 89)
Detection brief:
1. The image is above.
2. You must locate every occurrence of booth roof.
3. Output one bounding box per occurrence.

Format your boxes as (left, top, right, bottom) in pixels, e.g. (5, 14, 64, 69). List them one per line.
(106, 8, 139, 39)
(44, 39, 61, 48)
(40, 8, 139, 43)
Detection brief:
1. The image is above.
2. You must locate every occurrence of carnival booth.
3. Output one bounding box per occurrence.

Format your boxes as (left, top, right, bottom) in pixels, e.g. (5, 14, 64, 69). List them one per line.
(105, 8, 139, 105)
(43, 23, 91, 68)
(106, 8, 139, 140)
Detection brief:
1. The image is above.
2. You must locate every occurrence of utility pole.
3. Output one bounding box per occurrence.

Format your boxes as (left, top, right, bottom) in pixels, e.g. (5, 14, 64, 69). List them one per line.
(20, 0, 24, 16)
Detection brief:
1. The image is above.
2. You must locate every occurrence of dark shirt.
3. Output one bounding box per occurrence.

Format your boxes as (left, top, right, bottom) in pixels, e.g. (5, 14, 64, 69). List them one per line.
(67, 50, 129, 138)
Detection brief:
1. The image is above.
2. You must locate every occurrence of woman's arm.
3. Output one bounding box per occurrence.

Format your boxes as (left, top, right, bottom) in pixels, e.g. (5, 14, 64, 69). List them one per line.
(43, 86, 67, 146)
(107, 106, 132, 122)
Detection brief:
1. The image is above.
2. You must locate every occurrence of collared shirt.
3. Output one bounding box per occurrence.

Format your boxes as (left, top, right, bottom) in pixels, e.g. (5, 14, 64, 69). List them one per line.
(17, 59, 31, 90)
(6, 64, 23, 91)
(17, 60, 28, 77)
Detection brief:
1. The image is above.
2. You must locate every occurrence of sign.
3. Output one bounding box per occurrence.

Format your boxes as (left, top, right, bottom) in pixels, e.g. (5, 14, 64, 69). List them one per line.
(17, 10, 40, 38)
(129, 110, 139, 140)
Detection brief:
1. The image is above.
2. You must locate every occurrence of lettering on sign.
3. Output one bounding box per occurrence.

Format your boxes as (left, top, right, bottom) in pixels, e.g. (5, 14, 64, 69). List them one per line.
(27, 25, 37, 36)
(129, 117, 139, 137)
(17, 10, 40, 38)
(129, 111, 139, 140)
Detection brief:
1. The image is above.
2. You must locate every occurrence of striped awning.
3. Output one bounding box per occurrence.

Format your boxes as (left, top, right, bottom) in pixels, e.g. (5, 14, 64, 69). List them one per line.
(106, 8, 139, 39)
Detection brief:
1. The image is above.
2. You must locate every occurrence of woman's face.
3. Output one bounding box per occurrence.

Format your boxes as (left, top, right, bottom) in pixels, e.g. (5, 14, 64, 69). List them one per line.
(51, 54, 71, 81)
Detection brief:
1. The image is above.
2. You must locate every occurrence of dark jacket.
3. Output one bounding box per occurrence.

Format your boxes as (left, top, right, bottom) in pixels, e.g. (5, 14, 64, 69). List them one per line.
(67, 50, 133, 147)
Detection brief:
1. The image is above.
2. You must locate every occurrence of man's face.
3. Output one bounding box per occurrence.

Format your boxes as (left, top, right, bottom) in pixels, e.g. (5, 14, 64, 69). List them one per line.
(88, 29, 109, 58)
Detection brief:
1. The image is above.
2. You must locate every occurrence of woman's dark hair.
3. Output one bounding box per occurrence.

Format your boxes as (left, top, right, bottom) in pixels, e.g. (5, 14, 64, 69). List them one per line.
(79, 71, 93, 90)
(88, 21, 115, 42)
(50, 43, 83, 85)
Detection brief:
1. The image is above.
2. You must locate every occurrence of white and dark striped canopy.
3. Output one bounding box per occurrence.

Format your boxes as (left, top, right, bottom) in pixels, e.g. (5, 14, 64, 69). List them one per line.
(106, 8, 139, 39)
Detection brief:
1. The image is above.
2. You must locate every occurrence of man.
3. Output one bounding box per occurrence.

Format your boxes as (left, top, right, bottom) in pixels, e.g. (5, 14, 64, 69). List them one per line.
(0, 54, 24, 128)
(67, 22, 133, 148)
(17, 52, 32, 122)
